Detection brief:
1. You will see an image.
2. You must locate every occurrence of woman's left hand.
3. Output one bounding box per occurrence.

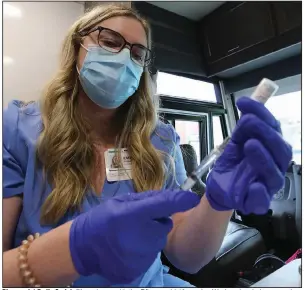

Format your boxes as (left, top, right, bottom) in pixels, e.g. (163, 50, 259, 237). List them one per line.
(205, 96, 293, 215)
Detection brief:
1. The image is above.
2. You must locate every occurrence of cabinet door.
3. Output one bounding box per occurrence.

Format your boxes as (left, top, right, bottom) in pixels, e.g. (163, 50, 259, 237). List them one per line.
(232, 2, 275, 50)
(203, 7, 239, 62)
(203, 2, 275, 62)
(272, 2, 302, 35)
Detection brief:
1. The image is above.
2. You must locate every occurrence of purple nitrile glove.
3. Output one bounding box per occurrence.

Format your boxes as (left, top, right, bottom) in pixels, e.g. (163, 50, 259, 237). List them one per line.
(69, 189, 200, 284)
(205, 96, 292, 215)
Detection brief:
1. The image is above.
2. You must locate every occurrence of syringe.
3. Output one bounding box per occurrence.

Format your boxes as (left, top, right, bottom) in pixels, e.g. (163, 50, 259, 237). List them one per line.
(180, 78, 279, 193)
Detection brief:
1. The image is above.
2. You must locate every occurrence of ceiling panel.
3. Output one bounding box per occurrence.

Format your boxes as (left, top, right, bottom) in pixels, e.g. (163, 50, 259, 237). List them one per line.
(146, 1, 225, 21)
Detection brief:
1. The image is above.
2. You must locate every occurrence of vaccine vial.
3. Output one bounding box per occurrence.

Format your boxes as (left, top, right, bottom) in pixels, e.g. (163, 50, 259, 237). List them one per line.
(251, 78, 279, 104)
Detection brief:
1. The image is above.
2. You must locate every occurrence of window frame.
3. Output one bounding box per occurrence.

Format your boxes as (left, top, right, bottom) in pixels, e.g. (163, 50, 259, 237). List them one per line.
(210, 112, 228, 150)
(230, 93, 240, 122)
(157, 71, 228, 160)
(161, 112, 208, 162)
(156, 70, 223, 104)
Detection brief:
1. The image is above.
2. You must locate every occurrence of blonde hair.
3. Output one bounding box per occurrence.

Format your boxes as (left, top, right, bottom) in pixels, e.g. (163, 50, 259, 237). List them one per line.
(36, 4, 173, 224)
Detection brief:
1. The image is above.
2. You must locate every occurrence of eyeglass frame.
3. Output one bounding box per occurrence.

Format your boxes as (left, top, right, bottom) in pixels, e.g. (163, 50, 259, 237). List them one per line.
(78, 26, 153, 67)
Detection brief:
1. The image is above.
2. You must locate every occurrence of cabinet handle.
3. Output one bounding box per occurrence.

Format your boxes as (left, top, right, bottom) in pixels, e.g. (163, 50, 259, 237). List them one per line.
(229, 2, 245, 12)
(207, 40, 212, 57)
(227, 46, 240, 53)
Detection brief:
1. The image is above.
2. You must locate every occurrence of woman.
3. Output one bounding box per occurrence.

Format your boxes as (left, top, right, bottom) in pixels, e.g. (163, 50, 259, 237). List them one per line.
(3, 4, 292, 287)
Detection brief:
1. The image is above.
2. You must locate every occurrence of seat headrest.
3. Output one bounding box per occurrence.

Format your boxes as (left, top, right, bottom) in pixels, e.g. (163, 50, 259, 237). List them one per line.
(180, 144, 199, 176)
(180, 143, 206, 196)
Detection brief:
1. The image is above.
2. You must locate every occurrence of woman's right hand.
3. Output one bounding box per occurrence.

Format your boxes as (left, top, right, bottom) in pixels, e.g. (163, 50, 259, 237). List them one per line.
(69, 189, 200, 284)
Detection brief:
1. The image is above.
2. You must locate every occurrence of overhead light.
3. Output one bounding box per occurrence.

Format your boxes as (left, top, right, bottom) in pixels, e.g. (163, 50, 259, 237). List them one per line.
(4, 56, 14, 66)
(4, 3, 22, 18)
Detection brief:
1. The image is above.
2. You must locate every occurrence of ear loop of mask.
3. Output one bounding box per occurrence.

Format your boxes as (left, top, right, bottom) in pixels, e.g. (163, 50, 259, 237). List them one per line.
(80, 43, 89, 52)
(76, 43, 89, 74)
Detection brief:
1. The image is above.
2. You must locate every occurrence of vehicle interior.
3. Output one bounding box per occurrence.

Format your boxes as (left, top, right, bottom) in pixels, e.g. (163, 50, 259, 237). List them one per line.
(131, 1, 302, 287)
(4, 1, 301, 287)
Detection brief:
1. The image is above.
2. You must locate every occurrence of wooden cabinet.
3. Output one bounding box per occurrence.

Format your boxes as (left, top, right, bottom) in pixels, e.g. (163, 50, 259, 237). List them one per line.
(202, 2, 275, 63)
(200, 1, 301, 76)
(203, 10, 237, 62)
(233, 2, 275, 52)
(272, 2, 302, 35)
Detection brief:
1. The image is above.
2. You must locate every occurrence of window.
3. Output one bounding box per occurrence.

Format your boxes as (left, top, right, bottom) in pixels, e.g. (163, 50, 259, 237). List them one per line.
(175, 120, 200, 164)
(212, 116, 224, 148)
(265, 91, 301, 164)
(156, 72, 217, 103)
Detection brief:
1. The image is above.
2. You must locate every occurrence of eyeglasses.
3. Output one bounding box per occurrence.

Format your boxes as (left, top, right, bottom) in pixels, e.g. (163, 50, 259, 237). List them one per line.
(79, 26, 152, 67)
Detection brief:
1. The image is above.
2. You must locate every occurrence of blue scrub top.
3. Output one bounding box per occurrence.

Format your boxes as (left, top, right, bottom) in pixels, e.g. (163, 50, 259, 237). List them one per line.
(3, 100, 193, 287)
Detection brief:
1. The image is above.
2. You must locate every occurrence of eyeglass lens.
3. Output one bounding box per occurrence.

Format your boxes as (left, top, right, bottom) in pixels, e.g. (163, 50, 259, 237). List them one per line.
(98, 28, 149, 66)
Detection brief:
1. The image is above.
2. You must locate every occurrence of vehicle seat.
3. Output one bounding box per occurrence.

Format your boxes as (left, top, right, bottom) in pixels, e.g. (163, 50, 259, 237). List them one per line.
(162, 144, 266, 287)
(180, 144, 206, 196)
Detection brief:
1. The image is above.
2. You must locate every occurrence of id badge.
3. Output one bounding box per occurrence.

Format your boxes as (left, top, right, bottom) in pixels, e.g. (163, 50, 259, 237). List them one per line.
(104, 148, 132, 182)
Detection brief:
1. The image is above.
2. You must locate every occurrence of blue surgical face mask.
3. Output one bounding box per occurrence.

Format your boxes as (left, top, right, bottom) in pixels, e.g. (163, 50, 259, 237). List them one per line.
(78, 44, 143, 109)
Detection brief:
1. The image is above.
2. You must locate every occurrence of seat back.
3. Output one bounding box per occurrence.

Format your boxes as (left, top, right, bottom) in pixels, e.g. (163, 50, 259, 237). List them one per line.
(180, 144, 206, 196)
(292, 164, 302, 244)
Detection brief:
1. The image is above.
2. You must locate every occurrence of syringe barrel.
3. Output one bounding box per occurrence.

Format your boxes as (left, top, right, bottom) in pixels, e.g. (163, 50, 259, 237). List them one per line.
(250, 78, 279, 104)
(193, 150, 219, 177)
